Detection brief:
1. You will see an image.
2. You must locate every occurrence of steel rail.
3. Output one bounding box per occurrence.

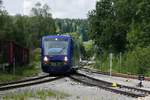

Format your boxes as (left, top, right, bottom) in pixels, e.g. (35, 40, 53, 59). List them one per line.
(0, 76, 64, 91)
(80, 68, 150, 94)
(69, 73, 150, 98)
(0, 74, 49, 87)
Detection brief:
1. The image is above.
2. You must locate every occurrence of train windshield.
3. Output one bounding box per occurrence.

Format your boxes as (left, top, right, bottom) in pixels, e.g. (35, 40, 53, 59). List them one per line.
(43, 38, 69, 56)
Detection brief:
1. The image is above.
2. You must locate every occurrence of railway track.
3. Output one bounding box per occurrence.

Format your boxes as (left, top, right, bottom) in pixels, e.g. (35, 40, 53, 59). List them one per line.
(69, 72, 150, 98)
(0, 75, 64, 91)
(81, 67, 109, 75)
(81, 67, 150, 81)
(0, 74, 49, 87)
(1, 67, 149, 98)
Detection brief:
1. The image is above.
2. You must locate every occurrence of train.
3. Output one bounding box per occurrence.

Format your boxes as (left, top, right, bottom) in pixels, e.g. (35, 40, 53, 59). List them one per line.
(0, 41, 29, 70)
(41, 35, 80, 74)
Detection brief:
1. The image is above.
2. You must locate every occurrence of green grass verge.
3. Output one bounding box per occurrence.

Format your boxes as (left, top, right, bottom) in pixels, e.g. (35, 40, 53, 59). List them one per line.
(90, 55, 150, 77)
(3, 89, 69, 100)
(0, 62, 40, 83)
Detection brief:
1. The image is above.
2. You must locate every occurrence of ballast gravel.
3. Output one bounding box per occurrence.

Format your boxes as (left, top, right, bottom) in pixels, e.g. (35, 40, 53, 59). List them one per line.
(0, 77, 139, 100)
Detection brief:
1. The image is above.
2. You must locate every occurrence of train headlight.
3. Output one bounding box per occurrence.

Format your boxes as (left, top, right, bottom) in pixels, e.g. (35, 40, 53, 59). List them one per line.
(43, 56, 48, 62)
(64, 56, 68, 62)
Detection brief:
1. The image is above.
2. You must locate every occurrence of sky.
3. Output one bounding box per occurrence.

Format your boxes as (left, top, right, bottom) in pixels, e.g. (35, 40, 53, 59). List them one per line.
(3, 0, 97, 19)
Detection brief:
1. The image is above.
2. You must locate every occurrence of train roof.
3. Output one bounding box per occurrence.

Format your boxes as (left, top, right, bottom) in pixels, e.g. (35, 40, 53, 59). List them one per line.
(42, 35, 72, 39)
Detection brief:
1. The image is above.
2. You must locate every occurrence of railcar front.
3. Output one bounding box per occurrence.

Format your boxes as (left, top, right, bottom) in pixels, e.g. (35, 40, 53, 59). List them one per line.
(41, 35, 73, 74)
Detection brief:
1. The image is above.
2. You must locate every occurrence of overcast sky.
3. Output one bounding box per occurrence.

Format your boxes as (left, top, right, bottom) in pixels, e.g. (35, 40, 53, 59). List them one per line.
(3, 0, 96, 19)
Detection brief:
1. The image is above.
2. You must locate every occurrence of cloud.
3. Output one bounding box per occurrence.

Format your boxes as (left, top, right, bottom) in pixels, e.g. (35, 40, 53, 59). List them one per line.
(23, 0, 47, 15)
(23, 0, 96, 18)
(48, 0, 96, 18)
(3, 0, 23, 15)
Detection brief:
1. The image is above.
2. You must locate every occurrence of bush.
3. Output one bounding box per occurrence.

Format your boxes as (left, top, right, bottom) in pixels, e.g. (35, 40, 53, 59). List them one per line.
(83, 40, 94, 59)
(124, 47, 150, 75)
(94, 52, 121, 73)
(93, 47, 150, 76)
(32, 48, 41, 62)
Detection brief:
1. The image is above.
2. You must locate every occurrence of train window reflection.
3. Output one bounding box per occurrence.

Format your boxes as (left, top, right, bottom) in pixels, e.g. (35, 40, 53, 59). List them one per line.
(44, 40, 68, 55)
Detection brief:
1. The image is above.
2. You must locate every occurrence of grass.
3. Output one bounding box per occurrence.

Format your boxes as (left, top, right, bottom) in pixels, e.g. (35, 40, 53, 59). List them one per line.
(0, 73, 21, 83)
(0, 48, 41, 83)
(3, 89, 69, 100)
(15, 62, 40, 77)
(95, 59, 137, 75)
(0, 62, 40, 83)
(90, 50, 150, 77)
(93, 55, 150, 77)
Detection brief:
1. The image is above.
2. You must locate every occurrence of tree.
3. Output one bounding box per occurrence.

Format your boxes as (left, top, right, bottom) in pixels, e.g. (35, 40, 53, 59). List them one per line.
(125, 0, 150, 49)
(55, 18, 89, 41)
(31, 3, 52, 17)
(31, 2, 56, 36)
(11, 15, 29, 46)
(0, 0, 2, 6)
(88, 0, 126, 53)
(30, 2, 56, 47)
(88, 0, 150, 53)
(0, 2, 56, 49)
(0, 10, 13, 40)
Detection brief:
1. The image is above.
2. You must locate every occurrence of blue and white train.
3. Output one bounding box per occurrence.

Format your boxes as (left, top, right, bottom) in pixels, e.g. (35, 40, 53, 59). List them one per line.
(41, 35, 80, 74)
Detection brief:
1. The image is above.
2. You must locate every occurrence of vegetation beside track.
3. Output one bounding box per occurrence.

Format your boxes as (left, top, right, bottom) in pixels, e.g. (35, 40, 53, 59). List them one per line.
(0, 62, 40, 83)
(91, 47, 150, 77)
(2, 89, 68, 100)
(87, 0, 150, 77)
(0, 47, 41, 83)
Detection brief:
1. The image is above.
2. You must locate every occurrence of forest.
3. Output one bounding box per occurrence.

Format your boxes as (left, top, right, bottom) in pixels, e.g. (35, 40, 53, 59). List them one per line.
(0, 0, 150, 77)
(0, 1, 90, 81)
(0, 1, 88, 48)
(88, 0, 150, 76)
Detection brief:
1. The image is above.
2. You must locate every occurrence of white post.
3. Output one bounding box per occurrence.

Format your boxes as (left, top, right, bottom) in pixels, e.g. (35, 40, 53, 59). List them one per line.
(110, 53, 113, 77)
(119, 52, 122, 73)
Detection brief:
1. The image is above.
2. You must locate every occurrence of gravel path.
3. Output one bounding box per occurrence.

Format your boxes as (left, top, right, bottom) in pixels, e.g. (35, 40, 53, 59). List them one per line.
(0, 77, 138, 100)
